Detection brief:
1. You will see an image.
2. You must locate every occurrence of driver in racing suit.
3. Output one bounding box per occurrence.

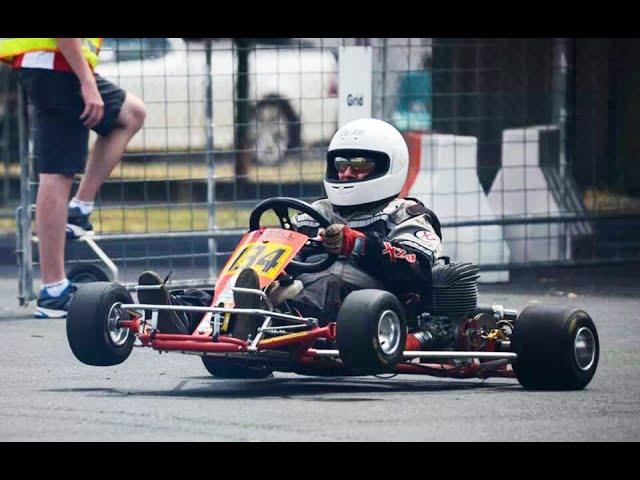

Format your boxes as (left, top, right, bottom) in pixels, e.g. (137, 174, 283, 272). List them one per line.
(138, 118, 443, 333)
(282, 118, 443, 325)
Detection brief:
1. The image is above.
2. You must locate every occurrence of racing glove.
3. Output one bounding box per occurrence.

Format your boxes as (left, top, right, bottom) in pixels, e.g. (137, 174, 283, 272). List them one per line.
(320, 223, 366, 256)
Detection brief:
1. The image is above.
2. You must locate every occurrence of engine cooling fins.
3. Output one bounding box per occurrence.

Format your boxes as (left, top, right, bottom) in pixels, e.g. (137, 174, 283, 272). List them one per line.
(431, 262, 481, 286)
(424, 262, 480, 319)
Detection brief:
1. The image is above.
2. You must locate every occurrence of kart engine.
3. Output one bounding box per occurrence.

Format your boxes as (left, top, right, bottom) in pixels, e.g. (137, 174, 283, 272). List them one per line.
(424, 262, 480, 319)
(405, 263, 482, 351)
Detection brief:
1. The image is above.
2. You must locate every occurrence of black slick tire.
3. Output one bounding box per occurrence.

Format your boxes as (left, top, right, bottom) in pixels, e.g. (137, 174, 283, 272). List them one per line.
(66, 282, 135, 367)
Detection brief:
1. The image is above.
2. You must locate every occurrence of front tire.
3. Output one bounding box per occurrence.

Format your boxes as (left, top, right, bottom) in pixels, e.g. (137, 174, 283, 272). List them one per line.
(511, 305, 599, 390)
(66, 282, 135, 367)
(336, 290, 407, 373)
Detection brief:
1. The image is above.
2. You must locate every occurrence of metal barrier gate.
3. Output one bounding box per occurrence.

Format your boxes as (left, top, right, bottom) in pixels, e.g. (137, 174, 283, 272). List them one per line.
(15, 38, 341, 304)
(14, 38, 640, 305)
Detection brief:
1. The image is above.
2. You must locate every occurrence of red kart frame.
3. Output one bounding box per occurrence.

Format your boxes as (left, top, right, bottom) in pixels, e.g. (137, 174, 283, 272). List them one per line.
(116, 227, 517, 380)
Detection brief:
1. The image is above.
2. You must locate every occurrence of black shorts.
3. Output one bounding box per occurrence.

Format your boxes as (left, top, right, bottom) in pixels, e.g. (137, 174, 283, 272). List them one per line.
(16, 68, 126, 175)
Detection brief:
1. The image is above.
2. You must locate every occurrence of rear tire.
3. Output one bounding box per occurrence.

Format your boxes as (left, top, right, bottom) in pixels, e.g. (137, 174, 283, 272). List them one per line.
(336, 289, 407, 373)
(201, 357, 273, 379)
(66, 282, 135, 367)
(511, 305, 599, 390)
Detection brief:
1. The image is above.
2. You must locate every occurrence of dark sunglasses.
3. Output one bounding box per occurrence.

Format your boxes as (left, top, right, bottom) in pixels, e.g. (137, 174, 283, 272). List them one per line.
(334, 156, 377, 174)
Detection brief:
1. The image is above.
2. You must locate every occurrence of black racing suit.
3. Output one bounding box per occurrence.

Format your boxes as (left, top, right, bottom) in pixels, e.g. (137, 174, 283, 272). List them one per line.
(287, 196, 443, 324)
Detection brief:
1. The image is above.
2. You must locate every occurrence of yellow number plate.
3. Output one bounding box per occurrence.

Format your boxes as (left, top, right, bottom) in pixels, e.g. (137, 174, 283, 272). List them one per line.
(227, 241, 293, 280)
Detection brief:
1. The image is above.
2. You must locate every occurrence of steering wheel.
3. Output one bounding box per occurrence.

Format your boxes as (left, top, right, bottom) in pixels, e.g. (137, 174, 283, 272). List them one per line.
(249, 197, 338, 274)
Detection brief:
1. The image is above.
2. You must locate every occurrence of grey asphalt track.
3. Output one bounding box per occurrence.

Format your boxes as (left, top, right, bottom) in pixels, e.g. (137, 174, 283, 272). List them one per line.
(0, 265, 639, 441)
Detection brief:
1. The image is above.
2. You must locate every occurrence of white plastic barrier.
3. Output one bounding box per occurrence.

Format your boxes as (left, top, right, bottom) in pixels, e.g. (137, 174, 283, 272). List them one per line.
(401, 133, 510, 283)
(488, 126, 571, 263)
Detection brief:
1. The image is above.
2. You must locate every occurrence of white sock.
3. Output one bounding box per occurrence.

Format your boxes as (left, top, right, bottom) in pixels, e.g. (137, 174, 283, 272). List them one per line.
(69, 197, 94, 215)
(42, 279, 70, 297)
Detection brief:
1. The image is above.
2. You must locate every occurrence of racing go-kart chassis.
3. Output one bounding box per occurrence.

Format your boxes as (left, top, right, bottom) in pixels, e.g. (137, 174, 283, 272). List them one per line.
(66, 198, 599, 390)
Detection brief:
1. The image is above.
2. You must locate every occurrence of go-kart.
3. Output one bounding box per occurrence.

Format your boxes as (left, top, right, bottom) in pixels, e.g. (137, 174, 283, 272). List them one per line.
(66, 197, 600, 390)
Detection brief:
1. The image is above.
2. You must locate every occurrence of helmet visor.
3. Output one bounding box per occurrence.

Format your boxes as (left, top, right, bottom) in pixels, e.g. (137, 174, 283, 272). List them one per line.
(326, 149, 390, 183)
(334, 156, 377, 175)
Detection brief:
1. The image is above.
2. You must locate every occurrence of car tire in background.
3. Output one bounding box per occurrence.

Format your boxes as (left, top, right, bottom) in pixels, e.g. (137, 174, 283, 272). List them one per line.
(67, 264, 112, 284)
(511, 305, 599, 390)
(336, 289, 407, 374)
(66, 282, 135, 367)
(249, 97, 300, 166)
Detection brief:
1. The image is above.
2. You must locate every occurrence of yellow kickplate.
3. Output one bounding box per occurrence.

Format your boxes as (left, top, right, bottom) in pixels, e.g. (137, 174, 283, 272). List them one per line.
(221, 312, 231, 333)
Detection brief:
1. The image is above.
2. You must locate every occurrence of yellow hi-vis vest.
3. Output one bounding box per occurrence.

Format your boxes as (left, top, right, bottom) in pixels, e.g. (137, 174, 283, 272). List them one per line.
(0, 38, 103, 69)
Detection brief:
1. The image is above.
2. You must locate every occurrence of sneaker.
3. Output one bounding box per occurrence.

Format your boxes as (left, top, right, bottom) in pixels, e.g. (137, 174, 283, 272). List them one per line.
(34, 283, 77, 319)
(66, 206, 94, 239)
(228, 268, 261, 340)
(137, 271, 190, 334)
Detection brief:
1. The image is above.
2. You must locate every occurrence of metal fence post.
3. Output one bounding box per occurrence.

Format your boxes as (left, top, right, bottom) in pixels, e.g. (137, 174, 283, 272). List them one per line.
(16, 84, 33, 305)
(1, 70, 10, 207)
(372, 38, 388, 121)
(552, 38, 569, 180)
(205, 39, 217, 280)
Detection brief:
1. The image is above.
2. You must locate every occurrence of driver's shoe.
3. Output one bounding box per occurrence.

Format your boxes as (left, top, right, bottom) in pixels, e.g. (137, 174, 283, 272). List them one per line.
(228, 268, 261, 341)
(137, 271, 190, 334)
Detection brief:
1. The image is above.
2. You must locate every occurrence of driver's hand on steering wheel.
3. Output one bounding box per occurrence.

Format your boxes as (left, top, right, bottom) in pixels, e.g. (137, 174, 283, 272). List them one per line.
(319, 223, 366, 256)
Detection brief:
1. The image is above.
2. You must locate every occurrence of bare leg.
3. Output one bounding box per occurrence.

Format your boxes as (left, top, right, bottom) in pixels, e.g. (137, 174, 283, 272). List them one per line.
(37, 173, 74, 284)
(74, 93, 146, 202)
(37, 93, 145, 288)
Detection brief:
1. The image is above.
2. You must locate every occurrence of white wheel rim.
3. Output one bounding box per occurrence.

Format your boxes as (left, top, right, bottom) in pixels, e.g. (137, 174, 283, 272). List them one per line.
(378, 310, 401, 355)
(574, 326, 596, 371)
(254, 105, 288, 165)
(107, 303, 130, 347)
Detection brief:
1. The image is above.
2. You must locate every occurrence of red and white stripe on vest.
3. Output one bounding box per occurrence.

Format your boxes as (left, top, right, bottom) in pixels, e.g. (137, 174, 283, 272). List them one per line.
(12, 51, 74, 72)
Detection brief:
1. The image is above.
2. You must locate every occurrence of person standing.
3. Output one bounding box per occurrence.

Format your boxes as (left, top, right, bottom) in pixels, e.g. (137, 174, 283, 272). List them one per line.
(0, 38, 147, 318)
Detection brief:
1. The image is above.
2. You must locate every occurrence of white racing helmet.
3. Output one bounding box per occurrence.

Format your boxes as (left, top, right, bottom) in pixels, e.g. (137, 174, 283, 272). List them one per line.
(324, 118, 409, 207)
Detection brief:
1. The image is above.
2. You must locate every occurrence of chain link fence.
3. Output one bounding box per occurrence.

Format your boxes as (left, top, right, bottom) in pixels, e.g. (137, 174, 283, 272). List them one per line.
(371, 38, 640, 273)
(8, 38, 640, 305)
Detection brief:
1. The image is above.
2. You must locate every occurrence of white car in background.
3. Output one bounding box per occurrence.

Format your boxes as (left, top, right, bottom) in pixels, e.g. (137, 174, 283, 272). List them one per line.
(95, 38, 339, 165)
